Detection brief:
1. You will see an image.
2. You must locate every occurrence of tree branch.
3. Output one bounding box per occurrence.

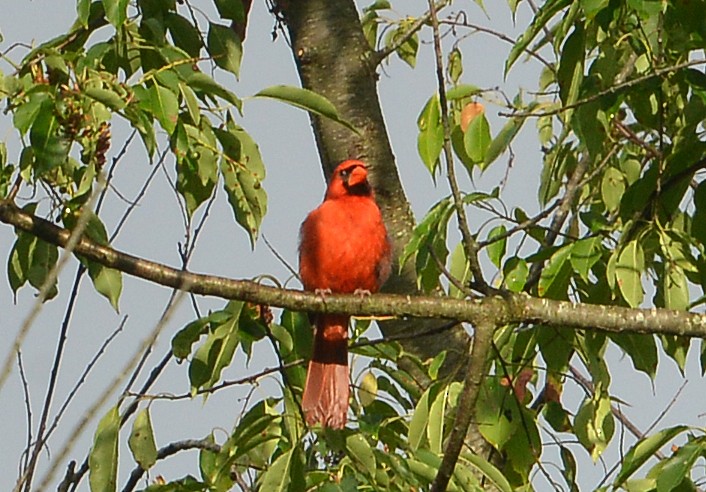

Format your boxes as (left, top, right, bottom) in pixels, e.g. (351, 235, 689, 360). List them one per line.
(3, 202, 706, 339)
(427, 0, 489, 294)
(121, 438, 221, 492)
(431, 318, 494, 492)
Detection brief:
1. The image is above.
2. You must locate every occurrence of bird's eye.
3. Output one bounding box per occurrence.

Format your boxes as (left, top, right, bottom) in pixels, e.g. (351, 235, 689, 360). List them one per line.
(340, 169, 350, 178)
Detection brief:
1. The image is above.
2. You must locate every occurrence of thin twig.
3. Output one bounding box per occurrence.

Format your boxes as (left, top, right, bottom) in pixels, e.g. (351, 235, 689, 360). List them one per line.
(121, 438, 221, 492)
(500, 58, 706, 118)
(525, 143, 619, 290)
(36, 288, 190, 489)
(44, 317, 128, 444)
(20, 267, 85, 492)
(373, 1, 447, 64)
(263, 234, 299, 281)
(16, 351, 33, 479)
(427, 0, 488, 295)
(440, 17, 552, 69)
(0, 179, 102, 398)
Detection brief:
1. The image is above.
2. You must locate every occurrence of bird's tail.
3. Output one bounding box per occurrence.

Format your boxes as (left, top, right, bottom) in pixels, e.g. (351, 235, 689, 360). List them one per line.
(302, 314, 350, 429)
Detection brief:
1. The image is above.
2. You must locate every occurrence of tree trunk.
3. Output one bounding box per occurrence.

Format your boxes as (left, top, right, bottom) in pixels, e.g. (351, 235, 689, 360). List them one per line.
(278, 0, 471, 377)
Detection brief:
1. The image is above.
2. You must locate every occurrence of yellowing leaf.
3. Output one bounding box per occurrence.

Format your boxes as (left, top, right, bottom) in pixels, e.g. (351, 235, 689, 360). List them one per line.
(128, 408, 158, 471)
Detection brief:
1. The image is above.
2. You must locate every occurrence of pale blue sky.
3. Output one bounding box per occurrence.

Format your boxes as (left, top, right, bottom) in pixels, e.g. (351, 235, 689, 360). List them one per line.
(1, 1, 703, 490)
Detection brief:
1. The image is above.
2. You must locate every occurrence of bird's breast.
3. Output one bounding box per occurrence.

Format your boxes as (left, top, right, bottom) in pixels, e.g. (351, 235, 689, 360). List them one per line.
(299, 197, 391, 294)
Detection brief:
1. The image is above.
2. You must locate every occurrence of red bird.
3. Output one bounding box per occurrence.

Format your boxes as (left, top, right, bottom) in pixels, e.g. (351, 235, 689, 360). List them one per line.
(299, 160, 392, 429)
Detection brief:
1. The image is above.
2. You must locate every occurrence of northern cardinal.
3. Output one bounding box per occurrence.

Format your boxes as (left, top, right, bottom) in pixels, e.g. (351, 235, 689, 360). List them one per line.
(299, 160, 392, 429)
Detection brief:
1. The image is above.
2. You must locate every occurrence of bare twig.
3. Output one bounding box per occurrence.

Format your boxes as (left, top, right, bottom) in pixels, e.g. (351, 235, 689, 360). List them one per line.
(427, 0, 489, 295)
(44, 317, 128, 444)
(500, 58, 706, 119)
(121, 438, 221, 492)
(0, 181, 101, 399)
(36, 288, 190, 489)
(373, 1, 448, 64)
(16, 351, 32, 478)
(440, 17, 552, 69)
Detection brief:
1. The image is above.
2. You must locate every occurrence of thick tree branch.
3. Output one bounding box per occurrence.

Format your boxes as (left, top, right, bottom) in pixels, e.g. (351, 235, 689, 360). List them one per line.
(3, 202, 706, 338)
(431, 319, 494, 492)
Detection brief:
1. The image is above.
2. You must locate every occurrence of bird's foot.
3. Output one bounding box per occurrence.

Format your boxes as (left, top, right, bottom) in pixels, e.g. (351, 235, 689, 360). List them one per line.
(314, 288, 332, 299)
(353, 288, 372, 298)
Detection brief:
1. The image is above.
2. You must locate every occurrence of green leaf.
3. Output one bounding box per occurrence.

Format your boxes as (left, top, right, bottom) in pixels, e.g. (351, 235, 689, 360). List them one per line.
(460, 451, 513, 492)
(447, 243, 470, 298)
(26, 238, 55, 290)
(128, 408, 158, 471)
(149, 83, 179, 135)
(570, 236, 602, 281)
(614, 426, 689, 488)
(463, 113, 491, 164)
(189, 302, 245, 392)
(346, 433, 376, 476)
(85, 87, 127, 111)
(384, 22, 419, 68)
(30, 100, 70, 176)
(175, 123, 219, 216)
(357, 371, 378, 407)
(400, 198, 453, 292)
(581, 0, 609, 18)
(259, 448, 295, 492)
(448, 49, 463, 84)
(165, 13, 203, 57)
(87, 261, 122, 311)
(253, 85, 358, 133)
(179, 82, 201, 125)
(557, 23, 585, 112)
(503, 257, 528, 292)
(213, 0, 245, 21)
(102, 0, 128, 27)
(417, 95, 444, 176)
(427, 385, 448, 454)
(77, 0, 91, 26)
(484, 117, 525, 168)
(446, 84, 482, 100)
(207, 22, 243, 77)
(186, 72, 242, 110)
(485, 225, 507, 268)
(14, 91, 49, 135)
(652, 440, 704, 492)
(506, 0, 571, 74)
(220, 132, 267, 246)
(409, 384, 440, 451)
(601, 167, 626, 212)
(663, 264, 689, 311)
(616, 240, 644, 308)
(538, 244, 573, 299)
(609, 333, 657, 380)
(89, 405, 120, 492)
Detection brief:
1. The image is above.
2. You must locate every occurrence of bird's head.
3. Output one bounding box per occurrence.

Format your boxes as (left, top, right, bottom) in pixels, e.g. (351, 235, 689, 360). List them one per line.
(326, 160, 372, 199)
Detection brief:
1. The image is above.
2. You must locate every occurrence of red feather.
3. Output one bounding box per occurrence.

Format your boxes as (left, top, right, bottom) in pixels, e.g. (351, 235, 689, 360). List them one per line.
(299, 160, 391, 429)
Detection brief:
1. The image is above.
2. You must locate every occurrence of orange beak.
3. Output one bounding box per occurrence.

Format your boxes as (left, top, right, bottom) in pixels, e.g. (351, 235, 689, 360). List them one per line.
(347, 165, 368, 188)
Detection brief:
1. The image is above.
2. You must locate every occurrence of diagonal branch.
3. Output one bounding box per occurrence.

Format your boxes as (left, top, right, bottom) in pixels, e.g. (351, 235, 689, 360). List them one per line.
(121, 438, 222, 492)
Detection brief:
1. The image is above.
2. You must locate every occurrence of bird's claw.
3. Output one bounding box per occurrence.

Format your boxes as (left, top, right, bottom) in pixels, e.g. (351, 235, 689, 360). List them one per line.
(315, 288, 332, 299)
(353, 288, 372, 298)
